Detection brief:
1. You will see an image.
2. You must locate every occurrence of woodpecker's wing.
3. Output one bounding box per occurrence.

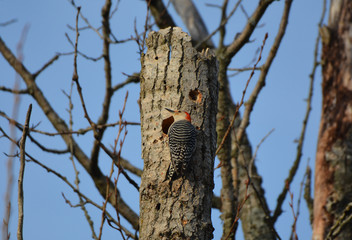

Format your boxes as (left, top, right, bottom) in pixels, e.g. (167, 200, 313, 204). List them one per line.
(168, 120, 196, 176)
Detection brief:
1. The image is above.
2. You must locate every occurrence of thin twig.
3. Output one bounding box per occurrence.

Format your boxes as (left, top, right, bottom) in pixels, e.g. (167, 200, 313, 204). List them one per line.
(2, 24, 29, 240)
(0, 19, 139, 230)
(17, 104, 32, 240)
(1, 109, 142, 178)
(231, 2, 293, 237)
(290, 159, 310, 240)
(71, 7, 96, 129)
(223, 0, 274, 59)
(1, 125, 136, 239)
(236, 0, 292, 150)
(25, 132, 69, 154)
(91, 0, 114, 171)
(0, 86, 29, 94)
(98, 179, 111, 240)
(29, 152, 135, 239)
(224, 179, 250, 240)
(97, 143, 140, 191)
(216, 33, 268, 158)
(97, 0, 127, 237)
(101, 91, 128, 238)
(112, 73, 140, 92)
(72, 7, 80, 81)
(272, 0, 324, 222)
(0, 19, 17, 27)
(65, 33, 104, 61)
(248, 128, 274, 178)
(205, 3, 222, 9)
(228, 48, 262, 78)
(287, 185, 298, 240)
(218, 0, 229, 50)
(68, 1, 126, 44)
(0, 111, 139, 137)
(32, 54, 60, 79)
(235, 128, 282, 240)
(140, 0, 151, 55)
(227, 67, 261, 72)
(195, 0, 243, 49)
(69, 1, 104, 39)
(67, 54, 99, 239)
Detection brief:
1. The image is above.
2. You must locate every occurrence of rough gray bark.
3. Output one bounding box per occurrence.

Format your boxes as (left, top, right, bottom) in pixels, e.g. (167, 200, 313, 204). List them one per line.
(313, 0, 352, 239)
(139, 27, 218, 240)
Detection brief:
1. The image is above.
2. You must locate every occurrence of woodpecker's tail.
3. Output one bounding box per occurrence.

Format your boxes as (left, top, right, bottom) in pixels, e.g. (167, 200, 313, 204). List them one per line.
(166, 163, 175, 180)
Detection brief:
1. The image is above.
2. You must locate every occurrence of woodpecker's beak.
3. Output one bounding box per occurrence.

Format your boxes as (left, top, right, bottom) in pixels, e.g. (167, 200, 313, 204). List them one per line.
(165, 108, 175, 113)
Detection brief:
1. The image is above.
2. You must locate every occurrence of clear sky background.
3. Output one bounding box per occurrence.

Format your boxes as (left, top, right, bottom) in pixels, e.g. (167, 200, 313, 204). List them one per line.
(1, 0, 326, 239)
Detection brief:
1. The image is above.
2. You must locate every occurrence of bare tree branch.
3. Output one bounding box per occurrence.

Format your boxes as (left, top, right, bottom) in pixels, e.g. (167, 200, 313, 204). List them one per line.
(196, 0, 243, 50)
(0, 19, 17, 27)
(90, 0, 114, 170)
(216, 33, 268, 157)
(171, 0, 214, 49)
(1, 24, 29, 240)
(0, 86, 29, 94)
(65, 33, 104, 61)
(0, 26, 139, 232)
(32, 54, 60, 79)
(2, 107, 142, 177)
(17, 104, 32, 240)
(0, 110, 139, 137)
(271, 0, 314, 222)
(227, 66, 261, 72)
(148, 0, 176, 29)
(236, 0, 292, 155)
(1, 124, 137, 239)
(68, 1, 127, 44)
(112, 73, 140, 92)
(224, 0, 275, 60)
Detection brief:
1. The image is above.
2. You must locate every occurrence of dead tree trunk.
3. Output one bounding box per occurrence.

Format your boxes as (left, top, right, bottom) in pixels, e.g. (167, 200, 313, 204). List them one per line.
(139, 27, 218, 240)
(313, 1, 352, 239)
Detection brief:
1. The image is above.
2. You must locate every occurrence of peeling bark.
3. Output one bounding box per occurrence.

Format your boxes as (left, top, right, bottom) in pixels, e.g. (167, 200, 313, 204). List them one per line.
(139, 27, 218, 240)
(313, 1, 352, 239)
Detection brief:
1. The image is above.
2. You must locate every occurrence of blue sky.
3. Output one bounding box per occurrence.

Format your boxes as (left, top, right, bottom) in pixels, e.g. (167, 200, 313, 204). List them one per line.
(1, 0, 326, 239)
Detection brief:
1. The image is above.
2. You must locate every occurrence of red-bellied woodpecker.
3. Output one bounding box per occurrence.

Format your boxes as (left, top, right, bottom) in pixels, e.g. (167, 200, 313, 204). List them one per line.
(165, 108, 196, 180)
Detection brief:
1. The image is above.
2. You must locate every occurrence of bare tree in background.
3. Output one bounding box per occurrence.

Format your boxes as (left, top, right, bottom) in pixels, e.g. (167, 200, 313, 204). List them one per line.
(313, 0, 352, 239)
(1, 0, 351, 240)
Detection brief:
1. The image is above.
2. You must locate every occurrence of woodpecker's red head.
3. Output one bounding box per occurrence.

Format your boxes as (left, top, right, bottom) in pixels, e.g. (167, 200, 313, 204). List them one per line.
(165, 108, 192, 123)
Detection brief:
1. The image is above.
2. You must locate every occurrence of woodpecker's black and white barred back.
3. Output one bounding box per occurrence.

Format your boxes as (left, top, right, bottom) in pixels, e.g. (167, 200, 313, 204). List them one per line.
(165, 108, 196, 180)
